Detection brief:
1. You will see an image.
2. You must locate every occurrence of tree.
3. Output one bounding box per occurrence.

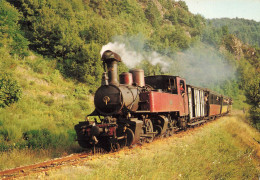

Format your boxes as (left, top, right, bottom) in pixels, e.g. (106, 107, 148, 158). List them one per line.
(0, 0, 29, 56)
(145, 1, 162, 28)
(0, 73, 22, 107)
(137, 60, 163, 76)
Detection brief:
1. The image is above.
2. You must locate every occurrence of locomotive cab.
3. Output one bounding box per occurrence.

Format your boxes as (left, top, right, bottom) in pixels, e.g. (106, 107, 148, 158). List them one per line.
(139, 75, 189, 116)
(145, 75, 178, 94)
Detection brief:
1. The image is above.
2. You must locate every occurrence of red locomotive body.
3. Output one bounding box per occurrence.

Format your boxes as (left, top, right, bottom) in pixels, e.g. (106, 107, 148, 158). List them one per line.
(139, 76, 188, 116)
(141, 91, 187, 114)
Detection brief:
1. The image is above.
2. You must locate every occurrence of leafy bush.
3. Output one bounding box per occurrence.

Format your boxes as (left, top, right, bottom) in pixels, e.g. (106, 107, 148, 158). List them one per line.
(0, 129, 9, 141)
(23, 129, 53, 149)
(249, 107, 260, 130)
(62, 41, 103, 87)
(0, 0, 29, 56)
(0, 73, 22, 107)
(22, 128, 76, 149)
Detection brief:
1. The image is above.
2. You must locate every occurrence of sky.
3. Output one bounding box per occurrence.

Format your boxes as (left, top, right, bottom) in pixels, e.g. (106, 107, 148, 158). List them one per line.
(181, 0, 260, 21)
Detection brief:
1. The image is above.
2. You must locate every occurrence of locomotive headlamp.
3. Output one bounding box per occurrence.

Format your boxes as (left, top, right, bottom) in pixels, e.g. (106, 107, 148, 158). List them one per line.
(103, 96, 110, 105)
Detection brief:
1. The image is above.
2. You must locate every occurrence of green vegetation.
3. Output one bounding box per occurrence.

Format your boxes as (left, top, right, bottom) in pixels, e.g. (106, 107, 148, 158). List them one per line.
(201, 19, 260, 129)
(209, 18, 260, 47)
(238, 55, 260, 129)
(0, 0, 29, 57)
(0, 0, 259, 162)
(41, 112, 259, 179)
(0, 56, 94, 152)
(5, 0, 205, 87)
(0, 73, 22, 107)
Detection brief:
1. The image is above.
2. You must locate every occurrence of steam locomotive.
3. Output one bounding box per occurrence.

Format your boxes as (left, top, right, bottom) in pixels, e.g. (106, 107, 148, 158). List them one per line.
(74, 50, 232, 151)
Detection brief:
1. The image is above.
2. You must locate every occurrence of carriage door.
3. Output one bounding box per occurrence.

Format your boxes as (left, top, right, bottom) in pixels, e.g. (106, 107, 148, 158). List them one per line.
(188, 86, 193, 119)
(200, 90, 205, 117)
(194, 89, 200, 117)
(179, 79, 187, 115)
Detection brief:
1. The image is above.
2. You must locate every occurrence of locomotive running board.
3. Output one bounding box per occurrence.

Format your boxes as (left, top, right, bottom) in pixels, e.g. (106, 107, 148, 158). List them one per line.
(188, 120, 207, 127)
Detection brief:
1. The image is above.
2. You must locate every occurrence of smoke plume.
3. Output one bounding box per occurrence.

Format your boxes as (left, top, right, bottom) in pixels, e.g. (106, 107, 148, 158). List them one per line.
(100, 36, 236, 88)
(100, 41, 169, 70)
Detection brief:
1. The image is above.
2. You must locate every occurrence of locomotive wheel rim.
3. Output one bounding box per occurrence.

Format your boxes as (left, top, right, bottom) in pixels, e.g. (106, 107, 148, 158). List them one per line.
(110, 143, 120, 152)
(155, 125, 163, 137)
(125, 128, 134, 146)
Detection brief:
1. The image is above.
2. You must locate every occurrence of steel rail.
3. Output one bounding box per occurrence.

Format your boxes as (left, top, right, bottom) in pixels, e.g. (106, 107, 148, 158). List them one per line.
(0, 152, 89, 179)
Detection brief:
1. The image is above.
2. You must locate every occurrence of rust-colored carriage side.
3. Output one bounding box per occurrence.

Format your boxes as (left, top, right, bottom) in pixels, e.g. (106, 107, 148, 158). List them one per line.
(208, 92, 222, 117)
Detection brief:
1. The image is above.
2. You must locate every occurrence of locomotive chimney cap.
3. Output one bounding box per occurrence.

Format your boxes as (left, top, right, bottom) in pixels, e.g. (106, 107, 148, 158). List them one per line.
(101, 50, 121, 62)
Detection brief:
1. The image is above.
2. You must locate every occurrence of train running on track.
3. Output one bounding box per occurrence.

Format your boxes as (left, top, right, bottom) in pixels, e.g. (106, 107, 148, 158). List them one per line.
(75, 50, 232, 151)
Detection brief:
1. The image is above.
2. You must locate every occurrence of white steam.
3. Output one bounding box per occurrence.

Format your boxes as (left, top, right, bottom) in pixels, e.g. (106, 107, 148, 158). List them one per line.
(100, 42, 168, 70)
(170, 47, 236, 86)
(100, 39, 236, 88)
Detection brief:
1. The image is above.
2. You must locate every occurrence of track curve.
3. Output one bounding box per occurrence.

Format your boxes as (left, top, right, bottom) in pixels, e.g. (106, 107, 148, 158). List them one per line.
(0, 152, 90, 179)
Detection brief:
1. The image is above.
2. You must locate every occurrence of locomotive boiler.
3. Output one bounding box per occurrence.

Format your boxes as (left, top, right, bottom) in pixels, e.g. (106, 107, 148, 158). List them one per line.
(75, 50, 150, 151)
(74, 50, 232, 151)
(94, 51, 140, 115)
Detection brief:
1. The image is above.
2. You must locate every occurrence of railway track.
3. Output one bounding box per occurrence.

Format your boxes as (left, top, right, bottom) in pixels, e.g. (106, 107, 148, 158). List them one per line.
(0, 152, 91, 179)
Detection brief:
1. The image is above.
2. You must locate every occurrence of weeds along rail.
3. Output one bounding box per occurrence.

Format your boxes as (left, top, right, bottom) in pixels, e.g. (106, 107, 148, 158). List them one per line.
(0, 152, 90, 179)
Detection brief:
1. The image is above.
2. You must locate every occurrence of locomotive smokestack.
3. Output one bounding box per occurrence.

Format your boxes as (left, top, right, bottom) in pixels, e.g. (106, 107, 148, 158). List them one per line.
(101, 50, 121, 86)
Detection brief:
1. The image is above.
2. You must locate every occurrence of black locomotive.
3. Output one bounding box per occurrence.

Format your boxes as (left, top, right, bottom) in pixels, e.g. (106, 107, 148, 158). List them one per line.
(74, 50, 232, 151)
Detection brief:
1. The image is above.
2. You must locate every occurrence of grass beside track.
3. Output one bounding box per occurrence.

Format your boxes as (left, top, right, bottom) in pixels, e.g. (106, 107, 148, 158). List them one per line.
(41, 111, 260, 180)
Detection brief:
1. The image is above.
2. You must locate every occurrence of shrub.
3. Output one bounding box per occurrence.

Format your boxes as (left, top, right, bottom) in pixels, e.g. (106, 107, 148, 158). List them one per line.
(23, 129, 52, 149)
(0, 73, 22, 107)
(0, 129, 9, 141)
(249, 106, 260, 130)
(23, 128, 76, 149)
(0, 0, 29, 57)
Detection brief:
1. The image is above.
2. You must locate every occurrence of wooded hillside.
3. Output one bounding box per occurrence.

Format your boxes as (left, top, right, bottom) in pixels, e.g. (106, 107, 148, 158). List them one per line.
(0, 0, 259, 153)
(209, 18, 260, 47)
